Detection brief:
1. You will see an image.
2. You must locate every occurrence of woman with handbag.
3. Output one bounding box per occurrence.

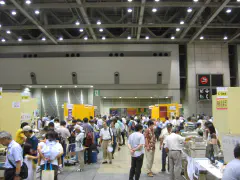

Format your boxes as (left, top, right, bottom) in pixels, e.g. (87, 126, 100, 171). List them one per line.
(38, 131, 63, 180)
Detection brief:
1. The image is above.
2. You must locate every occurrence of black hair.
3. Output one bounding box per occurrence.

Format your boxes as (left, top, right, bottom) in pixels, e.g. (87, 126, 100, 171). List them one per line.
(208, 124, 216, 135)
(54, 118, 59, 122)
(196, 123, 201, 128)
(21, 122, 28, 129)
(176, 117, 179, 120)
(50, 116, 55, 120)
(165, 117, 169, 120)
(46, 130, 58, 141)
(90, 116, 93, 120)
(234, 144, 240, 158)
(135, 124, 143, 132)
(147, 120, 154, 127)
(48, 122, 54, 128)
(23, 143, 32, 157)
(43, 126, 49, 132)
(77, 119, 81, 122)
(83, 118, 89, 123)
(60, 120, 66, 126)
(130, 116, 134, 120)
(72, 120, 77, 124)
(136, 119, 141, 124)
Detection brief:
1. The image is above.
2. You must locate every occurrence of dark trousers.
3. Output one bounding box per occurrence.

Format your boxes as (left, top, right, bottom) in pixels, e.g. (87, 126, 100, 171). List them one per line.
(112, 135, 117, 155)
(84, 144, 92, 164)
(4, 168, 16, 180)
(129, 154, 144, 180)
(162, 148, 169, 171)
(61, 142, 66, 167)
(121, 131, 125, 145)
(40, 163, 58, 180)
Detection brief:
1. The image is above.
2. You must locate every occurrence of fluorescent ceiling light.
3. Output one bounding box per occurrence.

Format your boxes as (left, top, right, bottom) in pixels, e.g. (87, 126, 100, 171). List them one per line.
(145, 36, 149, 40)
(35, 10, 40, 15)
(58, 37, 63, 41)
(104, 97, 107, 99)
(6, 30, 11, 34)
(75, 86, 78, 88)
(97, 20, 101, 25)
(75, 21, 80, 26)
(1, 38, 5, 42)
(18, 38, 22, 42)
(193, 0, 198, 2)
(176, 28, 180, 32)
(41, 37, 46, 41)
(60, 86, 62, 88)
(45, 86, 48, 88)
(102, 36, 106, 40)
(25, 0, 31, 5)
(84, 36, 88, 40)
(127, 36, 131, 40)
(79, 28, 84, 32)
(187, 7, 193, 13)
(99, 28, 103, 32)
(180, 20, 184, 25)
(200, 36, 204, 40)
(11, 10, 17, 16)
(0, 1, 5, 5)
(128, 8, 133, 13)
(152, 8, 157, 12)
(223, 36, 228, 40)
(171, 36, 175, 40)
(119, 97, 122, 99)
(226, 8, 232, 13)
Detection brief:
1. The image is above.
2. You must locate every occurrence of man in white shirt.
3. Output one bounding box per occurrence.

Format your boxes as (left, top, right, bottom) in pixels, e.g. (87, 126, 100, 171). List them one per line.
(100, 121, 113, 164)
(165, 128, 192, 180)
(128, 124, 145, 180)
(97, 118, 103, 129)
(160, 123, 172, 172)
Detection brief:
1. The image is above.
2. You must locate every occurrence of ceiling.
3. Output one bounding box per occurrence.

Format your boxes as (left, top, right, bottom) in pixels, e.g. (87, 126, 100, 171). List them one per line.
(0, 0, 240, 45)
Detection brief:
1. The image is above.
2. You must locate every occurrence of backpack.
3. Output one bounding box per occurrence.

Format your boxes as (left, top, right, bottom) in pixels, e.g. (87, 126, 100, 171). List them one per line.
(84, 129, 93, 147)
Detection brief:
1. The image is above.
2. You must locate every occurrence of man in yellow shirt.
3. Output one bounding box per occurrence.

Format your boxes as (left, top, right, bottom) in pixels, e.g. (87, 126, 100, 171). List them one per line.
(15, 122, 28, 145)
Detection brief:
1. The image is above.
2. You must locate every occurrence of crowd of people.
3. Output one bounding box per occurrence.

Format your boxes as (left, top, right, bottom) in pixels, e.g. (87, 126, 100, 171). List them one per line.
(0, 114, 239, 180)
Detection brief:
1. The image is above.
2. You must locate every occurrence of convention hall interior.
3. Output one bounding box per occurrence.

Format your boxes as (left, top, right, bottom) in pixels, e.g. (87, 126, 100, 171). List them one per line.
(0, 0, 240, 180)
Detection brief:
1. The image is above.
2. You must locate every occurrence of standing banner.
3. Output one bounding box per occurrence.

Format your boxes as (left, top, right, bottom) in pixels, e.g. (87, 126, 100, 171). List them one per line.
(0, 87, 2, 99)
(216, 87, 228, 110)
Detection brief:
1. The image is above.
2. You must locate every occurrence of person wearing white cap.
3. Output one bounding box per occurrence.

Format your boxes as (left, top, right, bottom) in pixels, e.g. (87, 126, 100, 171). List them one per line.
(75, 125, 85, 172)
(22, 126, 38, 158)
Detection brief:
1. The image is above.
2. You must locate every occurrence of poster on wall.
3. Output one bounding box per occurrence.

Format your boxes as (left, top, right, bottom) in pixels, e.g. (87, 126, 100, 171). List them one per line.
(21, 92, 30, 101)
(0, 87, 2, 99)
(199, 88, 210, 100)
(110, 108, 121, 116)
(216, 87, 228, 110)
(20, 113, 31, 121)
(12, 102, 21, 108)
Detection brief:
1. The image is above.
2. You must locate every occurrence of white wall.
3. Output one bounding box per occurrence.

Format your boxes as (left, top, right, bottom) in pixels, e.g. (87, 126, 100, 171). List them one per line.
(185, 43, 230, 117)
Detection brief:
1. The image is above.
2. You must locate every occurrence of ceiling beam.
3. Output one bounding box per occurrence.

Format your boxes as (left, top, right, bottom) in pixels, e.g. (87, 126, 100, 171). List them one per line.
(76, 0, 96, 40)
(1, 23, 240, 30)
(137, 0, 146, 40)
(227, 30, 240, 43)
(1, 2, 239, 9)
(189, 0, 231, 43)
(180, 0, 211, 39)
(9, 0, 57, 44)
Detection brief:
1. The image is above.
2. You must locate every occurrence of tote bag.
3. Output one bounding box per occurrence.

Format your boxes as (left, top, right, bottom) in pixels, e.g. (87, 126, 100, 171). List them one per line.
(42, 163, 54, 180)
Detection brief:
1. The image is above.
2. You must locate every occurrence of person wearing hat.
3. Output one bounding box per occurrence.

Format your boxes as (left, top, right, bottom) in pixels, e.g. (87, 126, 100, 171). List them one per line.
(23, 126, 38, 158)
(159, 123, 173, 172)
(165, 128, 192, 180)
(15, 122, 28, 146)
(75, 125, 85, 172)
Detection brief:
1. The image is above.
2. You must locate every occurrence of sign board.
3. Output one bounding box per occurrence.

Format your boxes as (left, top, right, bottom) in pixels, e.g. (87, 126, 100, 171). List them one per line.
(68, 109, 72, 120)
(0, 87, 2, 99)
(179, 104, 183, 108)
(94, 90, 100, 96)
(198, 74, 210, 87)
(149, 106, 154, 109)
(21, 113, 31, 121)
(12, 102, 21, 108)
(169, 106, 176, 110)
(21, 92, 30, 101)
(216, 87, 228, 110)
(199, 88, 210, 100)
(67, 104, 73, 109)
(222, 134, 240, 163)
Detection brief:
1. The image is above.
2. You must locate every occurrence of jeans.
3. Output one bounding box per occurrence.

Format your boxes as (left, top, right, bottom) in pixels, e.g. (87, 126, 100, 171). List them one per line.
(112, 136, 117, 155)
(121, 131, 125, 145)
(162, 148, 168, 171)
(129, 154, 144, 180)
(61, 141, 66, 167)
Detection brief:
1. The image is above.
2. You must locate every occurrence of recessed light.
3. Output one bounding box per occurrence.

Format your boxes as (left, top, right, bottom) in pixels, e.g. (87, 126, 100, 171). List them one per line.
(60, 86, 62, 88)
(29, 86, 32, 88)
(226, 8, 232, 13)
(128, 0, 132, 2)
(97, 20, 101, 25)
(35, 10, 40, 15)
(90, 85, 94, 88)
(176, 28, 180, 32)
(0, 1, 5, 5)
(41, 37, 46, 41)
(145, 36, 150, 40)
(223, 36, 228, 40)
(102, 36, 106, 40)
(104, 97, 107, 99)
(0, 24, 1, 28)
(135, 97, 137, 99)
(75, 86, 78, 88)
(155, 0, 160, 1)
(99, 28, 103, 32)
(165, 96, 168, 98)
(180, 20, 185, 25)
(150, 97, 153, 98)
(75, 21, 80, 26)
(84, 36, 88, 40)
(193, 0, 198, 2)
(127, 36, 131, 40)
(187, 7, 192, 13)
(58, 37, 63, 41)
(11, 10, 17, 16)
(200, 36, 204, 40)
(152, 8, 157, 13)
(79, 28, 84, 32)
(25, 0, 31, 5)
(18, 38, 22, 42)
(128, 8, 133, 13)
(171, 36, 175, 40)
(6, 30, 11, 34)
(1, 38, 5, 42)
(119, 97, 122, 99)
(237, 0, 240, 2)
(45, 86, 48, 88)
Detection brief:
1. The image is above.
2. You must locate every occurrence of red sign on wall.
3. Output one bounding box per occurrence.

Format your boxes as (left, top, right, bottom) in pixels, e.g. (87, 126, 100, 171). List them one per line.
(198, 74, 210, 86)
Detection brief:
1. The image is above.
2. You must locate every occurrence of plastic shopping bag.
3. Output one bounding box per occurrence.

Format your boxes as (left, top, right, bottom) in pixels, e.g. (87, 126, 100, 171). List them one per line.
(42, 163, 54, 180)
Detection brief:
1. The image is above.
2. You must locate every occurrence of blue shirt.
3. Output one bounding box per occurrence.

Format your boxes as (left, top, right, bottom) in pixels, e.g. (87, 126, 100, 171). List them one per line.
(222, 159, 240, 180)
(26, 134, 38, 151)
(5, 140, 23, 168)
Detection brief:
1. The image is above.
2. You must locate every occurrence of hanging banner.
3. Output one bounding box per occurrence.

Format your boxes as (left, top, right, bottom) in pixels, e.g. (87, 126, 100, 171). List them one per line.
(216, 87, 228, 110)
(0, 87, 2, 99)
(21, 92, 30, 101)
(68, 109, 73, 120)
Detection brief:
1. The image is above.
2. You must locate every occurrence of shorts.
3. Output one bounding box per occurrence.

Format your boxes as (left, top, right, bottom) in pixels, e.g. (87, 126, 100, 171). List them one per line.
(68, 144, 76, 152)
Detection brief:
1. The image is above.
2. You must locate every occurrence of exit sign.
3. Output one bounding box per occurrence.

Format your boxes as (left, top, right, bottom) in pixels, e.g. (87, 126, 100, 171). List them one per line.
(94, 90, 100, 96)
